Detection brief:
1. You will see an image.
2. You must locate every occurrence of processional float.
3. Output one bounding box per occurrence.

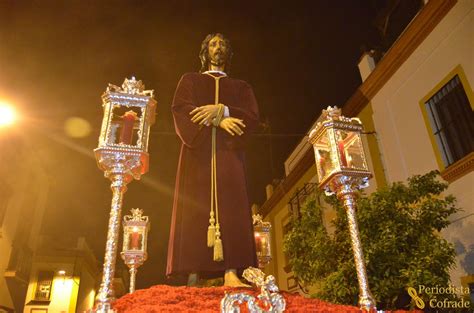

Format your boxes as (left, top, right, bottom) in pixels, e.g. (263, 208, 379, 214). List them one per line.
(93, 77, 156, 312)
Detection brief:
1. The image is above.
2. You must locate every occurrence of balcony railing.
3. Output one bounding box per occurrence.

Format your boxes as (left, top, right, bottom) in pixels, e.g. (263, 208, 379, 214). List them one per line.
(6, 244, 32, 282)
(288, 183, 318, 220)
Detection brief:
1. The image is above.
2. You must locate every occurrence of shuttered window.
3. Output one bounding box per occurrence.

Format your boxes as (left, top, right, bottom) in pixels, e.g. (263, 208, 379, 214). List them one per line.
(425, 75, 474, 167)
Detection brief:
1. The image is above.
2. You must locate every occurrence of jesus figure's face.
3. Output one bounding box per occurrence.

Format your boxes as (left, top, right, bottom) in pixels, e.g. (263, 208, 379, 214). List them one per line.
(208, 35, 228, 68)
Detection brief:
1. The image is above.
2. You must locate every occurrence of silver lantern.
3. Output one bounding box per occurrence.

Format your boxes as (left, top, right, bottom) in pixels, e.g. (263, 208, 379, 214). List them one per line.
(309, 106, 370, 194)
(309, 106, 376, 312)
(94, 77, 156, 313)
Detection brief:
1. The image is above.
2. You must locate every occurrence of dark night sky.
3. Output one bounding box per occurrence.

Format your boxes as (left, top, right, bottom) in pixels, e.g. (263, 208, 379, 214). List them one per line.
(0, 1, 382, 288)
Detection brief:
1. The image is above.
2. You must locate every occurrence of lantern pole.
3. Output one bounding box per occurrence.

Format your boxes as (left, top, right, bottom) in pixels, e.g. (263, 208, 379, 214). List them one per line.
(331, 176, 376, 312)
(309, 106, 376, 312)
(94, 77, 156, 312)
(129, 264, 137, 293)
(95, 173, 131, 312)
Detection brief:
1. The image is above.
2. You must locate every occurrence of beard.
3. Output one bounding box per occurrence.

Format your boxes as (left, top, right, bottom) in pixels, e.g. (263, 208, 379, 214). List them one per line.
(209, 51, 226, 66)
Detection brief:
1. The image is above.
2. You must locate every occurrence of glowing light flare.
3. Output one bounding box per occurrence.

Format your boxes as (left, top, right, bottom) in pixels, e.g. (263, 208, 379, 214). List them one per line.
(64, 117, 92, 138)
(0, 102, 16, 126)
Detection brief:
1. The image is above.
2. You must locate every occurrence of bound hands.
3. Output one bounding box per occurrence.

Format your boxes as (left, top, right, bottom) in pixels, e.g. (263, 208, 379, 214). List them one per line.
(190, 104, 246, 136)
(219, 117, 245, 136)
(190, 104, 220, 126)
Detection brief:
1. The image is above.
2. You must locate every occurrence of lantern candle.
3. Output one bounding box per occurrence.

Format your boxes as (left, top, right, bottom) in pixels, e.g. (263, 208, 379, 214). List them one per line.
(120, 110, 138, 145)
(254, 233, 262, 254)
(260, 236, 268, 255)
(129, 229, 142, 250)
(338, 141, 347, 167)
(318, 150, 328, 177)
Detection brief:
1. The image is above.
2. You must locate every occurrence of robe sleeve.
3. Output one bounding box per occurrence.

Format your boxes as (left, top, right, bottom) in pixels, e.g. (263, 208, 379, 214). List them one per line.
(227, 81, 260, 137)
(172, 73, 211, 148)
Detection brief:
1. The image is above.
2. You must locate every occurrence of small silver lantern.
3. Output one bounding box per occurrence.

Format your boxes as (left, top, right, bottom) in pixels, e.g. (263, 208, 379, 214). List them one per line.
(121, 208, 150, 293)
(94, 77, 156, 313)
(309, 106, 376, 312)
(252, 214, 272, 269)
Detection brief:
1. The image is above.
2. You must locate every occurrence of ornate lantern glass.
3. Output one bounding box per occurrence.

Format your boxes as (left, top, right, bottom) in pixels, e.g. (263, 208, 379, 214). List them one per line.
(252, 214, 272, 269)
(308, 106, 370, 191)
(95, 77, 156, 178)
(122, 208, 150, 260)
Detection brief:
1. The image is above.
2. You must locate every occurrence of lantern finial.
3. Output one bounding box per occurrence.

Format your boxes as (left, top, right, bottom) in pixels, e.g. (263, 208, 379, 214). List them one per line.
(321, 106, 361, 124)
(252, 214, 271, 228)
(107, 77, 154, 97)
(125, 208, 148, 222)
(322, 106, 342, 120)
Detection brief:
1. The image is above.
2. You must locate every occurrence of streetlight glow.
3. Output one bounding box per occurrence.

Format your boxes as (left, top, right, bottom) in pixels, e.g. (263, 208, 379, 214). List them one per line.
(0, 103, 16, 126)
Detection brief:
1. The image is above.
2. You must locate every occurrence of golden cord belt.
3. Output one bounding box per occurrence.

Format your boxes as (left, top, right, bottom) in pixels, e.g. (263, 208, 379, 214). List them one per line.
(204, 73, 225, 262)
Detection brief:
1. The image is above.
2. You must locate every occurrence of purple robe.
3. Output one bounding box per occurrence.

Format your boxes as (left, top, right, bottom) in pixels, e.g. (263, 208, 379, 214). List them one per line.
(166, 72, 259, 277)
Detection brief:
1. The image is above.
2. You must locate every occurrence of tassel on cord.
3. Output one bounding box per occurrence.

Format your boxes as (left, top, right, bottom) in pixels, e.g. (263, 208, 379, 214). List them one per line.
(213, 225, 224, 262)
(207, 212, 215, 247)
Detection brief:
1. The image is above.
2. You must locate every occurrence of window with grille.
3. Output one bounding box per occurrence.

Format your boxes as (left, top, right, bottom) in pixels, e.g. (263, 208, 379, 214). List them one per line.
(424, 75, 474, 167)
(34, 271, 54, 301)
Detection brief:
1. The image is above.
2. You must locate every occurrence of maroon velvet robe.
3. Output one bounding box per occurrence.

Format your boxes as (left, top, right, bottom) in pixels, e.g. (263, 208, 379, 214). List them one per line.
(166, 72, 259, 277)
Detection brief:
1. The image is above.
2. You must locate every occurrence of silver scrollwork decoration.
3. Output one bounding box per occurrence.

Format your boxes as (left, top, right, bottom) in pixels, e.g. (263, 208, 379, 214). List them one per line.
(221, 267, 286, 313)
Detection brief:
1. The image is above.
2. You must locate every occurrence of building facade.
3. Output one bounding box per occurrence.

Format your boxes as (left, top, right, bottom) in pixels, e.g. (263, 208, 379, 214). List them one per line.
(368, 0, 473, 286)
(23, 237, 99, 313)
(260, 0, 473, 293)
(0, 133, 50, 312)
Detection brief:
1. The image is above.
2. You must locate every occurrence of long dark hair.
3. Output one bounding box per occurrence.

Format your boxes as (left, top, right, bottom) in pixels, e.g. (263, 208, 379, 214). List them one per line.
(199, 33, 233, 74)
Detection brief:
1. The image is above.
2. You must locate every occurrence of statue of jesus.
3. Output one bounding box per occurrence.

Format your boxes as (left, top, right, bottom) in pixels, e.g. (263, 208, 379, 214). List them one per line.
(166, 33, 259, 287)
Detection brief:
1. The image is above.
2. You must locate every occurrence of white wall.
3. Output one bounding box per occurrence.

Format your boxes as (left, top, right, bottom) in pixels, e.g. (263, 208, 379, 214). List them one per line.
(371, 0, 473, 285)
(372, 0, 473, 181)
